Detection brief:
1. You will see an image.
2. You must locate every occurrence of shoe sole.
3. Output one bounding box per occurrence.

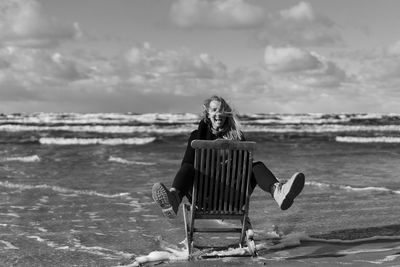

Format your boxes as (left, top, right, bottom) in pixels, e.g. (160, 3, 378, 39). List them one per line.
(281, 173, 305, 210)
(152, 183, 177, 218)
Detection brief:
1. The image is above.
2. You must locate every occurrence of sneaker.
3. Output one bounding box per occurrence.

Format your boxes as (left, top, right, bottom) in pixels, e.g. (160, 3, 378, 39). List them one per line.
(152, 183, 181, 218)
(272, 172, 305, 210)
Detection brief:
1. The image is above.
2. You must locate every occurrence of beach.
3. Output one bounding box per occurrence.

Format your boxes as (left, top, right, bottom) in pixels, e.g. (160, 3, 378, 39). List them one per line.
(1, 113, 400, 266)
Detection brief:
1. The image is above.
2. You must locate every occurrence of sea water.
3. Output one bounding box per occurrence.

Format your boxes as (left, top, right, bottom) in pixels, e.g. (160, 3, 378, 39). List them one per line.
(1, 112, 400, 266)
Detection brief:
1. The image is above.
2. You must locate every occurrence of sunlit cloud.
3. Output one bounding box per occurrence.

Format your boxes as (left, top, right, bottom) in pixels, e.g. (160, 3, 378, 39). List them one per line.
(351, 39, 400, 85)
(0, 46, 88, 85)
(170, 0, 266, 29)
(255, 2, 341, 47)
(387, 40, 400, 56)
(0, 0, 81, 48)
(280, 1, 314, 21)
(264, 46, 347, 88)
(264, 46, 322, 72)
(116, 42, 229, 95)
(169, 1, 341, 47)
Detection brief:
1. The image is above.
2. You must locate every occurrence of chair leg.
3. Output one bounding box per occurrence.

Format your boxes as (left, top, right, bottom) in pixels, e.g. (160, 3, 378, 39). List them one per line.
(244, 217, 257, 256)
(182, 204, 193, 258)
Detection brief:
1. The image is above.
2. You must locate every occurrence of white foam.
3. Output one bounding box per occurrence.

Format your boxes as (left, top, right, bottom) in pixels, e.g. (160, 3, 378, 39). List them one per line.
(26, 235, 59, 248)
(336, 136, 400, 143)
(128, 229, 297, 266)
(244, 113, 351, 125)
(0, 181, 136, 200)
(365, 254, 400, 264)
(0, 212, 20, 218)
(306, 181, 400, 195)
(116, 226, 400, 266)
(39, 137, 156, 145)
(0, 112, 200, 126)
(1, 155, 40, 162)
(0, 124, 193, 134)
(305, 235, 400, 244)
(0, 240, 19, 250)
(24, 234, 133, 260)
(108, 156, 155, 165)
(242, 124, 400, 133)
(71, 237, 134, 259)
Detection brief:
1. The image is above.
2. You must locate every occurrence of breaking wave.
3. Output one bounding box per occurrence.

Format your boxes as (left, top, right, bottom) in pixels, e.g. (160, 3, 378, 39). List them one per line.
(336, 136, 400, 143)
(2, 113, 400, 144)
(108, 156, 156, 165)
(306, 181, 400, 194)
(0, 181, 133, 200)
(1, 155, 41, 162)
(39, 137, 156, 145)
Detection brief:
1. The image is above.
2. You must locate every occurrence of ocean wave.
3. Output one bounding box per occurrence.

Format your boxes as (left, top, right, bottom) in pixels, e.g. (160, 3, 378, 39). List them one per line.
(0, 124, 192, 134)
(39, 137, 156, 145)
(306, 181, 400, 194)
(336, 136, 400, 143)
(2, 112, 400, 126)
(1, 155, 40, 162)
(242, 124, 400, 133)
(0, 240, 19, 250)
(0, 112, 200, 125)
(2, 123, 400, 135)
(108, 156, 156, 165)
(0, 181, 135, 200)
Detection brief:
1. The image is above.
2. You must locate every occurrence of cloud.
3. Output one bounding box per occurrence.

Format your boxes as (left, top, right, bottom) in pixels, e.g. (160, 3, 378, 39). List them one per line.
(263, 45, 348, 90)
(0, 38, 396, 114)
(0, 46, 90, 107)
(0, 46, 88, 83)
(280, 1, 314, 21)
(0, 0, 81, 48)
(117, 42, 229, 95)
(0, 42, 233, 112)
(387, 40, 400, 56)
(170, 0, 266, 29)
(255, 2, 341, 47)
(352, 40, 400, 85)
(264, 46, 322, 72)
(169, 1, 341, 47)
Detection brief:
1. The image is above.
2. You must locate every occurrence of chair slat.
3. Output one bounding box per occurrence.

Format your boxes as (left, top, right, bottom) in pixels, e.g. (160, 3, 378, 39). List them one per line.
(239, 151, 248, 208)
(234, 150, 243, 212)
(202, 148, 210, 209)
(213, 149, 221, 211)
(245, 151, 253, 210)
(218, 149, 227, 211)
(192, 147, 200, 215)
(209, 149, 216, 211)
(227, 149, 237, 212)
(198, 148, 206, 208)
(223, 149, 232, 212)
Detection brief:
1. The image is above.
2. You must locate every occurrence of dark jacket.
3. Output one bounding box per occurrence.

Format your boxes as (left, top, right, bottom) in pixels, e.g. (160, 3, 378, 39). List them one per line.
(181, 120, 244, 165)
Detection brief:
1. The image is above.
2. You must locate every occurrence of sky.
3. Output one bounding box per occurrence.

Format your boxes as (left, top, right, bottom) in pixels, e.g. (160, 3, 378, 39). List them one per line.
(1, 0, 400, 114)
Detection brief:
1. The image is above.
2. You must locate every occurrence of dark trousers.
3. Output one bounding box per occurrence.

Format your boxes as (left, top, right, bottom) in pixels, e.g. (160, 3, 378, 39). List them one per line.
(172, 161, 279, 199)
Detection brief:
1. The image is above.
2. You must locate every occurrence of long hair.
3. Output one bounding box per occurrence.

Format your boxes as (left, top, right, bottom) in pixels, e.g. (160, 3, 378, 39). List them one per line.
(202, 95, 243, 140)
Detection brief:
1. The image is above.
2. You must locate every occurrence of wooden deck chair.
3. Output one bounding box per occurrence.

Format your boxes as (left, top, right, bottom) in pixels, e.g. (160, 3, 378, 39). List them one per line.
(183, 139, 257, 258)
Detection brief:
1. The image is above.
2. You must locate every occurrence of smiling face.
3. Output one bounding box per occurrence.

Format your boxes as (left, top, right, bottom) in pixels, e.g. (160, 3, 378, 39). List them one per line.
(207, 100, 227, 131)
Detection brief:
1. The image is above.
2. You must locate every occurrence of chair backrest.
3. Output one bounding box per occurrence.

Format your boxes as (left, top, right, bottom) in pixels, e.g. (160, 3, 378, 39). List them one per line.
(191, 139, 256, 215)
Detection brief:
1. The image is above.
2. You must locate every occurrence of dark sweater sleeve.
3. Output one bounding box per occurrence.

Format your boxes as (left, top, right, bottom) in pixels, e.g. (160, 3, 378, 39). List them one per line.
(181, 120, 210, 165)
(181, 130, 198, 165)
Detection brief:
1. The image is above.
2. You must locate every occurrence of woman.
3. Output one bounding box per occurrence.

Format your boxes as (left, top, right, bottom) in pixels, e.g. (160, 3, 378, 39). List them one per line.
(152, 95, 305, 219)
